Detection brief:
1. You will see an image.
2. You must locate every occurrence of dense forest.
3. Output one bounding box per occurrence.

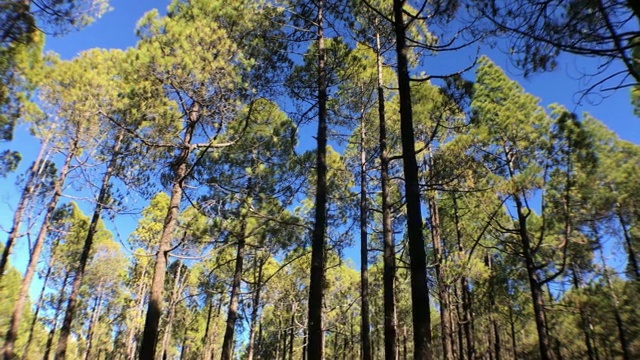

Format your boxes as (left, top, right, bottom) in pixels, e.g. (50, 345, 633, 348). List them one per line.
(1, 0, 639, 359)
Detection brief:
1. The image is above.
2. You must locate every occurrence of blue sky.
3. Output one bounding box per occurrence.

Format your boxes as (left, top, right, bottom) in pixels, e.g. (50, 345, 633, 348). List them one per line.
(1, 0, 639, 284)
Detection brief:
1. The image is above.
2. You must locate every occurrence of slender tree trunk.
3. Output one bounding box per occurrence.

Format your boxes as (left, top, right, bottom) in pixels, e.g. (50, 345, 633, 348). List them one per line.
(427, 192, 453, 360)
(392, 1, 432, 357)
(4, 134, 78, 360)
(160, 261, 184, 359)
(247, 256, 264, 360)
(597, 240, 632, 360)
(376, 29, 397, 360)
(571, 269, 597, 360)
(0, 138, 49, 283)
(289, 311, 295, 360)
(509, 307, 517, 360)
(359, 101, 372, 360)
(202, 297, 215, 360)
(21, 236, 60, 360)
(83, 283, 105, 360)
(617, 210, 640, 281)
(55, 131, 124, 360)
(139, 103, 198, 360)
(307, 1, 327, 359)
(127, 266, 149, 360)
(513, 193, 555, 360)
(221, 171, 255, 360)
(43, 270, 72, 360)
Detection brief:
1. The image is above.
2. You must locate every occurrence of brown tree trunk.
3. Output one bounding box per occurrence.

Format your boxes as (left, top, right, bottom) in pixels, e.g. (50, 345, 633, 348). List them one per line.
(392, 1, 432, 358)
(289, 311, 295, 360)
(21, 235, 60, 360)
(139, 103, 198, 360)
(376, 28, 398, 360)
(43, 269, 72, 360)
(247, 256, 264, 360)
(126, 266, 149, 360)
(617, 210, 640, 281)
(307, 1, 327, 359)
(83, 283, 105, 360)
(427, 193, 453, 360)
(359, 97, 372, 360)
(160, 261, 184, 359)
(55, 131, 124, 360)
(513, 193, 555, 360)
(202, 297, 215, 360)
(4, 134, 78, 360)
(597, 241, 632, 360)
(220, 218, 248, 360)
(0, 138, 49, 283)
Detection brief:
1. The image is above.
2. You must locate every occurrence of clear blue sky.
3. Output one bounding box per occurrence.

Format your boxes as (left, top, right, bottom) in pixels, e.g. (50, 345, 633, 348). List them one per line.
(1, 0, 638, 281)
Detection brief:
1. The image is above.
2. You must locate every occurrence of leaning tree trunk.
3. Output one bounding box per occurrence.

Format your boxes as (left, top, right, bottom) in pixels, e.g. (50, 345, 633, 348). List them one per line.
(392, 1, 432, 358)
(307, 1, 328, 359)
(21, 235, 60, 360)
(139, 103, 198, 360)
(0, 138, 49, 283)
(376, 28, 397, 360)
(3, 134, 79, 360)
(55, 130, 124, 360)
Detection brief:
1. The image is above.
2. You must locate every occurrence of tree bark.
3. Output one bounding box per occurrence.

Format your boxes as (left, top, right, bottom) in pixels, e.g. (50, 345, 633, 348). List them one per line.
(139, 102, 199, 360)
(392, 1, 432, 358)
(55, 130, 124, 360)
(3, 134, 78, 360)
(307, 1, 327, 359)
(376, 28, 398, 360)
(21, 235, 60, 360)
(43, 269, 72, 360)
(0, 138, 49, 283)
(220, 217, 248, 360)
(247, 255, 264, 360)
(359, 96, 372, 360)
(83, 282, 105, 360)
(160, 261, 184, 359)
(427, 193, 453, 360)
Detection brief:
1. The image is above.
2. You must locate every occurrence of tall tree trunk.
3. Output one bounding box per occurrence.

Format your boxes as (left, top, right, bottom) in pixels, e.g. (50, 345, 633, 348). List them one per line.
(83, 283, 105, 360)
(509, 307, 517, 360)
(43, 269, 72, 360)
(220, 218, 248, 360)
(202, 297, 215, 360)
(597, 239, 632, 360)
(617, 210, 640, 281)
(247, 256, 264, 360)
(376, 28, 397, 360)
(139, 103, 199, 360)
(513, 193, 555, 360)
(4, 134, 78, 360)
(160, 261, 184, 359)
(452, 194, 475, 360)
(55, 131, 124, 360)
(0, 138, 49, 282)
(289, 311, 295, 360)
(392, 1, 432, 358)
(127, 266, 149, 360)
(572, 269, 597, 360)
(21, 235, 60, 360)
(359, 100, 372, 360)
(307, 1, 327, 359)
(427, 192, 453, 360)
